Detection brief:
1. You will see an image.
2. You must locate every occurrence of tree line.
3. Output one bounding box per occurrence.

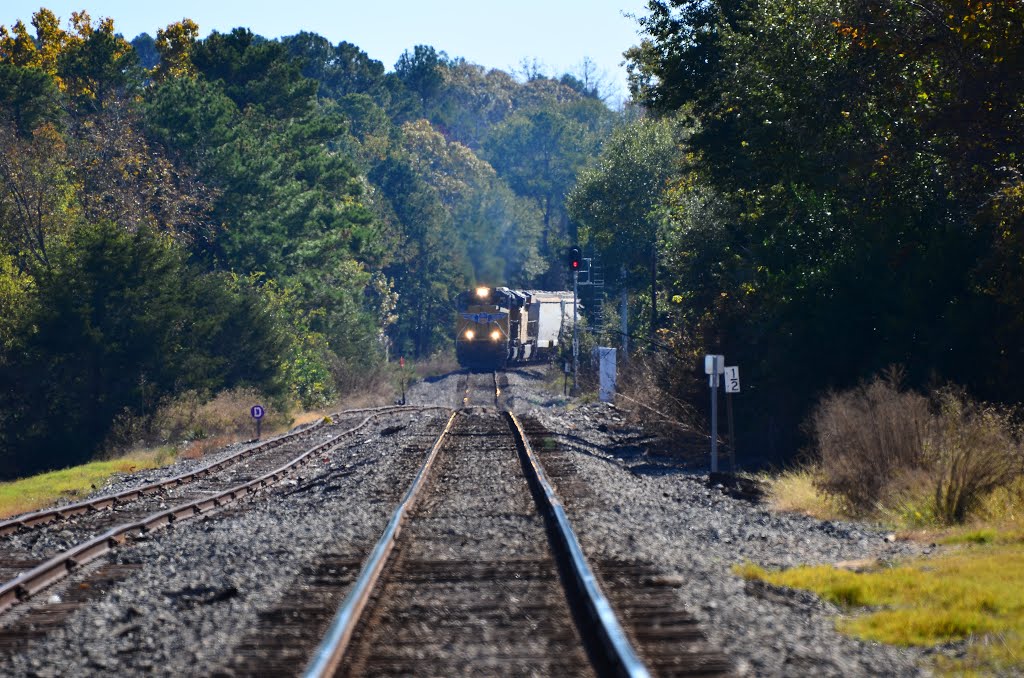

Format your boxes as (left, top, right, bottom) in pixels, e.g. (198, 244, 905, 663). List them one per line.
(0, 9, 614, 477)
(571, 0, 1022, 459)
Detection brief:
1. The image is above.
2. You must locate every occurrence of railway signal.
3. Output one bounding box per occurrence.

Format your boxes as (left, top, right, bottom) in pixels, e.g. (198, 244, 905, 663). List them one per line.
(568, 247, 581, 271)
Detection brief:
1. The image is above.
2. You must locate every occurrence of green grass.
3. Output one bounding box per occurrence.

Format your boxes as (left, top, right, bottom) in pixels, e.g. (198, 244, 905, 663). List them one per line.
(736, 538, 1024, 675)
(0, 448, 174, 519)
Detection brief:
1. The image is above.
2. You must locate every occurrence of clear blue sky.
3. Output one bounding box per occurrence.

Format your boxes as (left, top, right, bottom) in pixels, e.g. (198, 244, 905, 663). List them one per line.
(2, 1, 649, 104)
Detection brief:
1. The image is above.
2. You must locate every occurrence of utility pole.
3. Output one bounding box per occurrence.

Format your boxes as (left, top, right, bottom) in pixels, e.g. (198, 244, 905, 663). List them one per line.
(620, 264, 628, 358)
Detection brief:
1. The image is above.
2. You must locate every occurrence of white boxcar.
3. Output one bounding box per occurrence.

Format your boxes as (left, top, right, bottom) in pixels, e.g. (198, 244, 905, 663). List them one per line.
(525, 290, 576, 357)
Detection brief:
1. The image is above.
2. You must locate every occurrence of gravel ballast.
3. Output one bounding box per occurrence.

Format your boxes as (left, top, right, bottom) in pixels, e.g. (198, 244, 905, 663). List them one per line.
(0, 369, 938, 676)
(0, 411, 449, 676)
(502, 375, 929, 676)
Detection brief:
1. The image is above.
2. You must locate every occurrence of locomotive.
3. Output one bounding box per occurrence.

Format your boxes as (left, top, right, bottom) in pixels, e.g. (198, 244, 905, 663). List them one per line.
(455, 286, 576, 369)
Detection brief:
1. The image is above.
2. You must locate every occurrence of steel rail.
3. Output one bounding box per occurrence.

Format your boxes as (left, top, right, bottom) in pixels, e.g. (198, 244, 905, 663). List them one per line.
(0, 408, 441, 615)
(0, 405, 428, 536)
(505, 410, 651, 678)
(303, 410, 459, 678)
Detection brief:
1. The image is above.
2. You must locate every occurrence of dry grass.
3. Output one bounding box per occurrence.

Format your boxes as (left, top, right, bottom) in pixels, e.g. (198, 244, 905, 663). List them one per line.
(179, 434, 236, 461)
(330, 358, 400, 408)
(290, 410, 332, 428)
(107, 387, 289, 452)
(410, 351, 459, 380)
(764, 468, 850, 520)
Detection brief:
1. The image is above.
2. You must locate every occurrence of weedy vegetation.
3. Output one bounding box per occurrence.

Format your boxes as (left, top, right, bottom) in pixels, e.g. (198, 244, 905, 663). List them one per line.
(773, 368, 1024, 529)
(757, 369, 1024, 674)
(736, 536, 1024, 675)
(0, 449, 172, 519)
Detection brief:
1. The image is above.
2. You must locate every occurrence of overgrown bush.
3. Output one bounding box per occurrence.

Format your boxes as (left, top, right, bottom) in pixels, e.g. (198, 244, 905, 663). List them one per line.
(929, 389, 1023, 523)
(329, 357, 397, 408)
(616, 349, 702, 434)
(809, 369, 1023, 523)
(810, 368, 931, 513)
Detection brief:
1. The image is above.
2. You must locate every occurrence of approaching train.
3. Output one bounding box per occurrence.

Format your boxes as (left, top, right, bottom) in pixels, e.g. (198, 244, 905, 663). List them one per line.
(455, 286, 576, 369)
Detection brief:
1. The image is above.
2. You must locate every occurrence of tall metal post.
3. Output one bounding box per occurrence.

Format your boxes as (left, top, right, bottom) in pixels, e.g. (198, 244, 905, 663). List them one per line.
(572, 270, 579, 393)
(710, 359, 719, 473)
(620, 265, 628, 358)
(620, 288, 628, 356)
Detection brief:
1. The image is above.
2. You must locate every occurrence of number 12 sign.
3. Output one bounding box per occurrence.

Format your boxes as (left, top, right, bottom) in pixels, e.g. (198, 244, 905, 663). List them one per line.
(725, 366, 740, 393)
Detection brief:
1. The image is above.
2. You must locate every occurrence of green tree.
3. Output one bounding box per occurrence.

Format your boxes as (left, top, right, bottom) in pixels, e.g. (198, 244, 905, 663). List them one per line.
(568, 116, 683, 339)
(623, 0, 1024, 454)
(625, 0, 745, 112)
(394, 45, 447, 117)
(372, 152, 470, 357)
(401, 119, 545, 284)
(0, 62, 60, 134)
(6, 221, 284, 476)
(191, 28, 317, 118)
(0, 120, 79, 272)
(153, 19, 199, 81)
(484, 107, 593, 270)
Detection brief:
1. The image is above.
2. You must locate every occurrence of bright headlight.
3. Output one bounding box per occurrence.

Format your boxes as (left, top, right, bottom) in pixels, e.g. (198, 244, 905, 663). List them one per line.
(476, 286, 490, 298)
(490, 330, 501, 341)
(464, 330, 475, 340)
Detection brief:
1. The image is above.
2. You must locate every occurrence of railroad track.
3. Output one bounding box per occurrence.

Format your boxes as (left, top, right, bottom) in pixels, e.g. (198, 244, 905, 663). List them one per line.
(0, 406, 443, 616)
(0, 376, 731, 676)
(0, 406, 422, 540)
(301, 407, 654, 677)
(519, 415, 733, 677)
(458, 369, 500, 408)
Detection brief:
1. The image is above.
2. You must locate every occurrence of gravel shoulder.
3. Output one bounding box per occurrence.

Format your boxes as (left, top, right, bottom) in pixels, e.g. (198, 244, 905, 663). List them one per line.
(500, 370, 931, 677)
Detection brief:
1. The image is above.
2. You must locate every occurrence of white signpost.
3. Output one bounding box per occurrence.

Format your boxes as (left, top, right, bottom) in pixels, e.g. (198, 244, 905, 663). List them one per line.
(725, 366, 740, 393)
(596, 347, 617, 402)
(704, 355, 724, 472)
(724, 366, 739, 471)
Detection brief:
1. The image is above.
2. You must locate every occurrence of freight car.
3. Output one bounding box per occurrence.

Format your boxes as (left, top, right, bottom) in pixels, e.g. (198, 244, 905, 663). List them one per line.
(455, 287, 576, 369)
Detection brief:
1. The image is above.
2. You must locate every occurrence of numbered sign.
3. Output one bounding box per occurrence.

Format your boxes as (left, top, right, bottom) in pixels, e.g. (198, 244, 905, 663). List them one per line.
(250, 405, 265, 420)
(725, 366, 740, 393)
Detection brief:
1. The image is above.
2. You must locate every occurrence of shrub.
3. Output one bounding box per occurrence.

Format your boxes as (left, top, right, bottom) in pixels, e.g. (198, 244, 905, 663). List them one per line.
(809, 370, 1023, 523)
(329, 356, 397, 408)
(929, 389, 1023, 523)
(151, 388, 287, 444)
(810, 368, 931, 513)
